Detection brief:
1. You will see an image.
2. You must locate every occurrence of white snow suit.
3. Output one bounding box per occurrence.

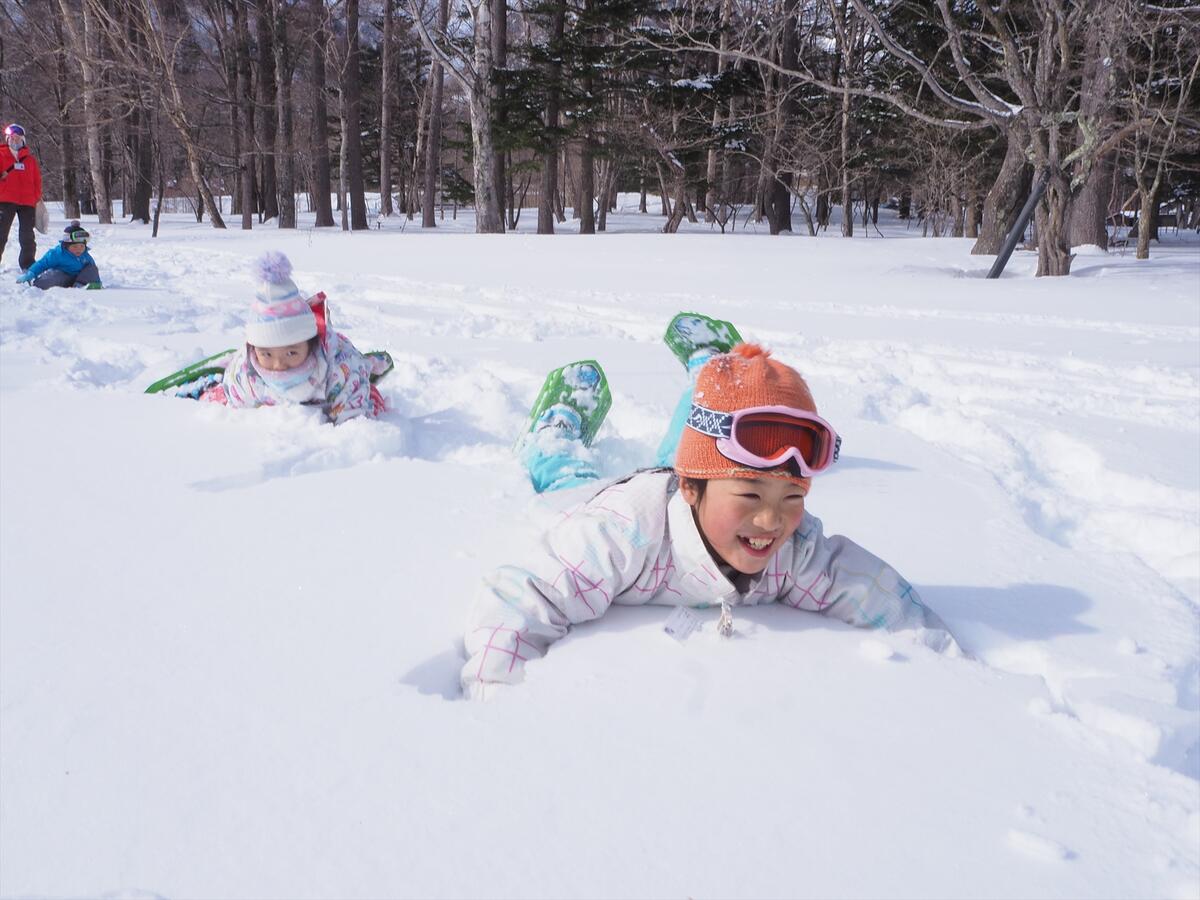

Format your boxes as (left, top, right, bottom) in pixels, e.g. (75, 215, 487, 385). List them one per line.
(462, 469, 957, 691)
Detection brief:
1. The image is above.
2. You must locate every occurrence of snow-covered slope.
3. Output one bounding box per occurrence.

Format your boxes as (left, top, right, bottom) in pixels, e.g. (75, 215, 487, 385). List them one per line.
(2, 206, 1197, 899)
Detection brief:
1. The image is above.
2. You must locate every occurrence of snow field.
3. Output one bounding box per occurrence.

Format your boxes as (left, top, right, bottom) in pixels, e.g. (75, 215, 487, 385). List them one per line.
(1, 204, 1198, 898)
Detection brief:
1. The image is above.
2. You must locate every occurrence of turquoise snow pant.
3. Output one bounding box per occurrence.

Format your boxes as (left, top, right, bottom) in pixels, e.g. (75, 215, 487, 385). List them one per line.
(653, 350, 712, 467)
(524, 351, 709, 493)
(521, 438, 600, 494)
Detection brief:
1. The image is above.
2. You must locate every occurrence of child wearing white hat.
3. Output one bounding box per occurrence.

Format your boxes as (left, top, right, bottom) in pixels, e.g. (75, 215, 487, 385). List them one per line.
(217, 252, 386, 424)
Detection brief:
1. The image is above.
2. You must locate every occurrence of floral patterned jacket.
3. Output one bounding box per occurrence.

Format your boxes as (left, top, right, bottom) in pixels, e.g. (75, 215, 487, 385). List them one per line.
(221, 330, 382, 425)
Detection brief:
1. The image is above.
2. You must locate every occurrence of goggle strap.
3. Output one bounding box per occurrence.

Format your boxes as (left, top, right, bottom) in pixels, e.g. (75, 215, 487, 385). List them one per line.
(686, 404, 734, 439)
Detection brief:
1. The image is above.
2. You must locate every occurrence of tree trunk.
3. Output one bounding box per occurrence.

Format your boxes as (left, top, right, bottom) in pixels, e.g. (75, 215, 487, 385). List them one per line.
(596, 158, 617, 231)
(151, 139, 165, 238)
(663, 171, 687, 233)
(1147, 184, 1161, 242)
(256, 0, 279, 221)
(1035, 173, 1074, 276)
(828, 0, 853, 237)
(273, 0, 296, 228)
(339, 91, 350, 231)
(309, 0, 335, 226)
(225, 19, 243, 221)
(537, 0, 565, 234)
(343, 0, 368, 229)
(1068, 152, 1110, 250)
(234, 0, 256, 229)
(764, 0, 799, 235)
(579, 140, 595, 233)
(53, 17, 81, 219)
(123, 3, 153, 225)
(839, 86, 852, 238)
(972, 133, 1031, 255)
(58, 0, 112, 223)
(1136, 179, 1162, 260)
(127, 104, 153, 223)
(379, 0, 395, 217)
(704, 0, 732, 221)
(1068, 10, 1119, 251)
(421, 0, 448, 228)
(576, 29, 595, 229)
(408, 79, 429, 218)
(491, 0, 507, 228)
(964, 191, 979, 238)
(180, 126, 226, 228)
(458, 0, 504, 234)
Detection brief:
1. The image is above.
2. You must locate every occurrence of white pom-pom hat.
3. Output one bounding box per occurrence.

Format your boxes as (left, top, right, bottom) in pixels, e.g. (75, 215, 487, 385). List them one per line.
(245, 252, 317, 348)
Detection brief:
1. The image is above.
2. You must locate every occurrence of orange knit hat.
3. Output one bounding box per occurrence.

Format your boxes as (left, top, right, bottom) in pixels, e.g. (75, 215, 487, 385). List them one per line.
(674, 344, 818, 489)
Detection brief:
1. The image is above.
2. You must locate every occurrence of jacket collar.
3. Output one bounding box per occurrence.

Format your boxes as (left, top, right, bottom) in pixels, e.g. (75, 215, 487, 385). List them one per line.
(666, 486, 740, 599)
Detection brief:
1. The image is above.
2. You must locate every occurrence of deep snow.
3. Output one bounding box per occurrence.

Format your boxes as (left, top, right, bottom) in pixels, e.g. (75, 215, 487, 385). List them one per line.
(1, 201, 1198, 900)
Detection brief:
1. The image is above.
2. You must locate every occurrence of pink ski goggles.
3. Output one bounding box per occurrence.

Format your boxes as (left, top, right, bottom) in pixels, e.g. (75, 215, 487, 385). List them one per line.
(686, 403, 841, 477)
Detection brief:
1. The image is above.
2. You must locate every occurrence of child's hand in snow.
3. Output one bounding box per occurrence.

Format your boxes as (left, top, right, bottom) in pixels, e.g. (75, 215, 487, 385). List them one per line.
(917, 626, 967, 658)
(464, 681, 509, 702)
(15, 271, 33, 284)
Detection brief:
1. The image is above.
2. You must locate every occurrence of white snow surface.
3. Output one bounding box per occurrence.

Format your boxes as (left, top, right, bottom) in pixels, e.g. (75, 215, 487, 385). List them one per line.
(2, 202, 1199, 900)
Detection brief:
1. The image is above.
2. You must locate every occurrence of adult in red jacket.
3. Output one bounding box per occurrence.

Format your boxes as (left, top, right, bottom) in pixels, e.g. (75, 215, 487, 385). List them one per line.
(0, 123, 43, 271)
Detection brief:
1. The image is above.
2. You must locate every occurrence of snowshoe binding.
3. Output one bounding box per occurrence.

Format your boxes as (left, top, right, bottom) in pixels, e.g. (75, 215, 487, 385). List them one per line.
(663, 312, 743, 372)
(522, 359, 612, 448)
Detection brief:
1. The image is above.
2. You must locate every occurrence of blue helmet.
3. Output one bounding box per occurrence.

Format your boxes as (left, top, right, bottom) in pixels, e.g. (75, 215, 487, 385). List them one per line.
(4, 123, 25, 137)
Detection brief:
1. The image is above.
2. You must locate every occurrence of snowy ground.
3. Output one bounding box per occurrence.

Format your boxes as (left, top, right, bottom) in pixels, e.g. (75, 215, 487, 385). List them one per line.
(1, 200, 1198, 900)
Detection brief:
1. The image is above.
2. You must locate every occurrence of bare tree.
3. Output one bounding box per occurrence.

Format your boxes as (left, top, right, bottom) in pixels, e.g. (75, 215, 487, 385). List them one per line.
(408, 0, 504, 233)
(536, 0, 565, 233)
(1124, 6, 1200, 259)
(380, 0, 395, 217)
(255, 0, 279, 221)
(421, 0, 448, 227)
(79, 0, 227, 227)
(309, 0, 336, 226)
(492, 0, 507, 228)
(332, 0, 369, 229)
(51, 16, 82, 218)
(233, 0, 257, 229)
(272, 0, 297, 228)
(56, 0, 113, 223)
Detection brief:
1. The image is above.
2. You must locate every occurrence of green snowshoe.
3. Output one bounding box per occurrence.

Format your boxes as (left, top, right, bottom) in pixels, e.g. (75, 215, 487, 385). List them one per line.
(663, 312, 743, 369)
(521, 360, 612, 448)
(144, 348, 238, 395)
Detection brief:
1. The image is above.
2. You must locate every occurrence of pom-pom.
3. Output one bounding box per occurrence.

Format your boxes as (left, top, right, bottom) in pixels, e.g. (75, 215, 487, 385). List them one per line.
(731, 342, 768, 360)
(253, 251, 293, 285)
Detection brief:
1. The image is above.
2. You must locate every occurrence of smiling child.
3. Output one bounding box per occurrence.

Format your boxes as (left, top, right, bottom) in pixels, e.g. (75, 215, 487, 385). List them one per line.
(461, 343, 958, 697)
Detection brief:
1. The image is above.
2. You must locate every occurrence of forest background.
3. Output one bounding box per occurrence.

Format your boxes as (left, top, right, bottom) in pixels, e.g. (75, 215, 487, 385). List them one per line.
(0, 0, 1197, 276)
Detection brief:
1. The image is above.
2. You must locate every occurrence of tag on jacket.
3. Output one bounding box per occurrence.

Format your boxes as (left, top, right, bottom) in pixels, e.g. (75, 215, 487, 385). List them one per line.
(13, 163, 24, 171)
(664, 606, 700, 642)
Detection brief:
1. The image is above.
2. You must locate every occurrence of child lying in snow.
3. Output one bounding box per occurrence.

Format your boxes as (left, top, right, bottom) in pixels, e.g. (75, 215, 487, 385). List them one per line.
(462, 343, 959, 698)
(205, 252, 386, 425)
(15, 222, 102, 290)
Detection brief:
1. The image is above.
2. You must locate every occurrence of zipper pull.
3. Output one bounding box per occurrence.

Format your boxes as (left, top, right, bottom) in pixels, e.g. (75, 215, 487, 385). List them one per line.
(717, 595, 735, 637)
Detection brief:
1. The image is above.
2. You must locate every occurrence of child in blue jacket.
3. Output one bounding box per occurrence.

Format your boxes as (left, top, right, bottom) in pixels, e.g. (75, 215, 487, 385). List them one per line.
(16, 222, 102, 290)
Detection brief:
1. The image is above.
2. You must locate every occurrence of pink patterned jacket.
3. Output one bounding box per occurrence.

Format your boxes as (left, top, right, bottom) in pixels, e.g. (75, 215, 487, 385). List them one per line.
(462, 469, 957, 692)
(221, 331, 383, 425)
